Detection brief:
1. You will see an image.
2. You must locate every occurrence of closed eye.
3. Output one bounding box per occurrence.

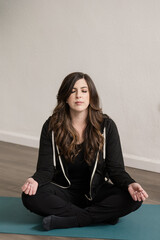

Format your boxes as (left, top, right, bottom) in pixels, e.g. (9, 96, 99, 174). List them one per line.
(71, 89, 88, 94)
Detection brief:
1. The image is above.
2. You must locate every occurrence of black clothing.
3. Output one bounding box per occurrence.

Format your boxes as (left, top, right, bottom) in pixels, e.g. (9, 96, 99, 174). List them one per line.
(22, 115, 142, 229)
(43, 215, 79, 230)
(22, 182, 142, 228)
(67, 144, 90, 193)
(32, 115, 135, 200)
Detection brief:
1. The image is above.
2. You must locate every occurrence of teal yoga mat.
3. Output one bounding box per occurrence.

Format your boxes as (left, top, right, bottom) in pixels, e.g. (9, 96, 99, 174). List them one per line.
(0, 197, 159, 240)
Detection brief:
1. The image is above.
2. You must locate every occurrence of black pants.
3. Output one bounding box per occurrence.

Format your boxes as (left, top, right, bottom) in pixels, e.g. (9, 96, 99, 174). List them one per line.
(22, 182, 142, 227)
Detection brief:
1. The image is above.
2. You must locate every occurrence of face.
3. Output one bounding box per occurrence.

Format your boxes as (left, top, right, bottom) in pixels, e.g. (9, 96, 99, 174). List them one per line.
(67, 78, 90, 114)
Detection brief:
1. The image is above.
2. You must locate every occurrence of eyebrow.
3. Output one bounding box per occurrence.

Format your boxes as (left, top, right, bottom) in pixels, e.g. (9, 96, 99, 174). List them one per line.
(72, 86, 88, 89)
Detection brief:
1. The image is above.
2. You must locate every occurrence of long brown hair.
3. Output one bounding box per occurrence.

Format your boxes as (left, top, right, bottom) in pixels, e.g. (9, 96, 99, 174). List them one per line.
(49, 72, 104, 165)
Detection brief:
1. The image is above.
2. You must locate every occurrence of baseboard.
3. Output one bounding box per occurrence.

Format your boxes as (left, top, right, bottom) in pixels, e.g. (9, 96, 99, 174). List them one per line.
(0, 130, 39, 148)
(0, 130, 160, 173)
(124, 154, 160, 173)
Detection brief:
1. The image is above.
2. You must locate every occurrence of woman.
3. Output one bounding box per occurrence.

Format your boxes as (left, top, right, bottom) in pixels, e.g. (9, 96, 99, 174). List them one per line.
(22, 72, 148, 230)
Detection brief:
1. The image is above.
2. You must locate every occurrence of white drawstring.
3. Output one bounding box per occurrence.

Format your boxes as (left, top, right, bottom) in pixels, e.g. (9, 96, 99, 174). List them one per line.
(85, 151, 99, 201)
(52, 131, 56, 168)
(103, 127, 106, 159)
(52, 130, 71, 187)
(56, 145, 71, 186)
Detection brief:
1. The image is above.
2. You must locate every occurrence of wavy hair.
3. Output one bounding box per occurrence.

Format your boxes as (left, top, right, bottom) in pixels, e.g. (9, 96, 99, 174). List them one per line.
(49, 72, 104, 165)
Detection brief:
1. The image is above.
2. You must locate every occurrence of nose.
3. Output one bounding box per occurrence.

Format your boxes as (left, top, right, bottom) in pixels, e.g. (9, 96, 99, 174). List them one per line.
(76, 90, 81, 98)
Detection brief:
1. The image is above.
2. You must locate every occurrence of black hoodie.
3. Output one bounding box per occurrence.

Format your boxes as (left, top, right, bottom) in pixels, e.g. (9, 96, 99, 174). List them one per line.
(32, 115, 135, 200)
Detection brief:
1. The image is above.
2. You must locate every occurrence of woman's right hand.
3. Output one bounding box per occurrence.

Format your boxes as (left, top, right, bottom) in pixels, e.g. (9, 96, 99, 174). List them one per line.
(21, 178, 38, 195)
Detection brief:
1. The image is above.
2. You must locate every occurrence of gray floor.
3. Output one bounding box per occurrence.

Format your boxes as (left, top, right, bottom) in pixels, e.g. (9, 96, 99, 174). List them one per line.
(0, 141, 160, 240)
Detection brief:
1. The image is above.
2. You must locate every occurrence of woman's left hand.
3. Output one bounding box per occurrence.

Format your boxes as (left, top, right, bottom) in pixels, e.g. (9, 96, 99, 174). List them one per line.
(128, 182, 148, 201)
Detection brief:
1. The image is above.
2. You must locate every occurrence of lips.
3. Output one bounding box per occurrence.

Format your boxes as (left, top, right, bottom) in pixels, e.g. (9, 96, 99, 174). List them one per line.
(75, 101, 83, 104)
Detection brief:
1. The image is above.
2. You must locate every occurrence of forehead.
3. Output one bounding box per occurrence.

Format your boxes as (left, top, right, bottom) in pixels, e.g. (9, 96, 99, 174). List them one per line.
(73, 78, 88, 88)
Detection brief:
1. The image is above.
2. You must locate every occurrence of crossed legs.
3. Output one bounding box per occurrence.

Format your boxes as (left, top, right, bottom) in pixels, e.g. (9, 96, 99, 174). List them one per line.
(22, 182, 142, 229)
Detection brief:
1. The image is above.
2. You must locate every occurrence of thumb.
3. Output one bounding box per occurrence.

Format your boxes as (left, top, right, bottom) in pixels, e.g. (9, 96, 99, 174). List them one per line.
(136, 184, 143, 192)
(128, 185, 137, 201)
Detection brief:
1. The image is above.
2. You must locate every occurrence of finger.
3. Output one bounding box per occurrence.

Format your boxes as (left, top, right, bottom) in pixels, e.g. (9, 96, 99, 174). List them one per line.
(22, 182, 29, 192)
(140, 192, 146, 201)
(29, 186, 33, 196)
(142, 190, 148, 199)
(24, 187, 30, 195)
(21, 182, 27, 191)
(32, 183, 38, 195)
(21, 185, 25, 192)
(130, 191, 137, 201)
(29, 183, 35, 195)
(128, 188, 137, 201)
(32, 189, 36, 195)
(137, 192, 142, 202)
(135, 192, 140, 201)
(137, 185, 143, 192)
(141, 191, 148, 200)
(128, 187, 134, 196)
(134, 192, 138, 201)
(32, 186, 36, 195)
(138, 189, 148, 200)
(136, 186, 148, 199)
(25, 184, 31, 195)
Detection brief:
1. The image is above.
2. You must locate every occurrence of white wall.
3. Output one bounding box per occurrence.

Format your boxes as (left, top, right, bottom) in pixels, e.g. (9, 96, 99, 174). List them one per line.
(0, 0, 160, 172)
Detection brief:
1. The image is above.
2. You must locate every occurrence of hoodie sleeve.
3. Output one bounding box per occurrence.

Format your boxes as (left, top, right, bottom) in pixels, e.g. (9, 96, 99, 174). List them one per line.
(105, 118, 135, 190)
(32, 117, 54, 186)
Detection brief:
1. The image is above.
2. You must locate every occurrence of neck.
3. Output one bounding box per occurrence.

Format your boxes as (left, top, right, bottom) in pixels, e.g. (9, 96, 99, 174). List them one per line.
(70, 110, 88, 128)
